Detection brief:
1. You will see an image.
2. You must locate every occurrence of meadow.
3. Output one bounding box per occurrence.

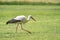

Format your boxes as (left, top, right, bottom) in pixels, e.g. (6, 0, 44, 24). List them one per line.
(0, 5, 60, 40)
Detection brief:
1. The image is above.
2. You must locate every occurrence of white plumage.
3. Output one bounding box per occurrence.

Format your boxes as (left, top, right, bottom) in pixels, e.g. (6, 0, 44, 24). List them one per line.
(6, 15, 36, 34)
(14, 15, 27, 23)
(14, 15, 26, 20)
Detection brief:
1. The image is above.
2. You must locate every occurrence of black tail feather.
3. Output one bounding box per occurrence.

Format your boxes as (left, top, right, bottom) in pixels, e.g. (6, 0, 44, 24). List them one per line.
(6, 19, 21, 24)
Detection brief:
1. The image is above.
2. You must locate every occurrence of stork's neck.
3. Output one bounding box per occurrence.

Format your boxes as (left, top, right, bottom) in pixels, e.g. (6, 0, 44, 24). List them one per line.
(27, 16, 31, 21)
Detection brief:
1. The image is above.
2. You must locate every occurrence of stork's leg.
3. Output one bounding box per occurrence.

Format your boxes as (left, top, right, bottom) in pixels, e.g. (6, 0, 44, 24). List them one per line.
(20, 23, 31, 34)
(16, 23, 19, 33)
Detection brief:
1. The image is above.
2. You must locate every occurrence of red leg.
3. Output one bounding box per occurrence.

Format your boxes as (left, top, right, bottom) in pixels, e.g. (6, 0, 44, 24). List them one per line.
(20, 23, 31, 34)
(16, 23, 19, 33)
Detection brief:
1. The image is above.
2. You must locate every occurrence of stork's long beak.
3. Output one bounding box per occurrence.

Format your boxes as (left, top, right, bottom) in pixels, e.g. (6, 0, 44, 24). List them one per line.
(31, 16, 36, 21)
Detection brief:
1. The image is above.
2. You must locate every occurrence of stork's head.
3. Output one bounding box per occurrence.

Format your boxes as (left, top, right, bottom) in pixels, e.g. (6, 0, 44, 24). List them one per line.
(28, 15, 36, 21)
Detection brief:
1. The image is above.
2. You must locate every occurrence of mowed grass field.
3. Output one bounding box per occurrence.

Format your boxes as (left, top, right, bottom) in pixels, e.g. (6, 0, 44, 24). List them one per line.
(0, 5, 60, 40)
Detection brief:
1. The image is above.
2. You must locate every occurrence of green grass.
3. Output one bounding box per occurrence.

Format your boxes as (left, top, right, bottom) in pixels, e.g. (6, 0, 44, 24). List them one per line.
(0, 2, 60, 5)
(0, 5, 60, 40)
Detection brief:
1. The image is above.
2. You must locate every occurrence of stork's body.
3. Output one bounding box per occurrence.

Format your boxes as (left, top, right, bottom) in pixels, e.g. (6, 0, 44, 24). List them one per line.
(6, 15, 36, 34)
(14, 16, 28, 23)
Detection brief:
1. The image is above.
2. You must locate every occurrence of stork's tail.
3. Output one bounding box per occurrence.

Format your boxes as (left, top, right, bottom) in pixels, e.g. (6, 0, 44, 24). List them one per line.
(6, 21, 9, 24)
(6, 19, 21, 24)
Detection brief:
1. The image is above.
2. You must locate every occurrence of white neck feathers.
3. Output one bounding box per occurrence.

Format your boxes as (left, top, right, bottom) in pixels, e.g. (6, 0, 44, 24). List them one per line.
(27, 15, 32, 21)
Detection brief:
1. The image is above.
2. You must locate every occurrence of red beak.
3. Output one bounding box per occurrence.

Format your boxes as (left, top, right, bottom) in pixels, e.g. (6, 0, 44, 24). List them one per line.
(31, 16, 36, 21)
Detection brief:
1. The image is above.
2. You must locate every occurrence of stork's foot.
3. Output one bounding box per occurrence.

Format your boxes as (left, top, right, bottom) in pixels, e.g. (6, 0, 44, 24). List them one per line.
(28, 31, 32, 34)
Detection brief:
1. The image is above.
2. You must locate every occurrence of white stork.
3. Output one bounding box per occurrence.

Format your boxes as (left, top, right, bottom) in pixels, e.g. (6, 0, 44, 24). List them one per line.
(6, 15, 36, 34)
